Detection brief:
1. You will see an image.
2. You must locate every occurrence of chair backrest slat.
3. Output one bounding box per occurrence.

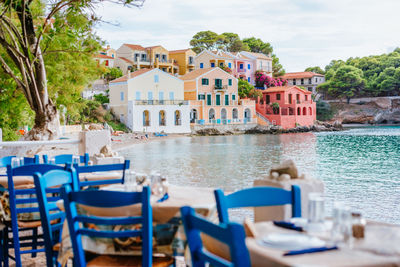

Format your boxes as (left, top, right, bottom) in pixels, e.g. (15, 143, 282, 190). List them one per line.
(76, 160, 130, 186)
(33, 168, 79, 267)
(181, 206, 251, 267)
(42, 153, 90, 165)
(214, 185, 302, 223)
(61, 185, 152, 267)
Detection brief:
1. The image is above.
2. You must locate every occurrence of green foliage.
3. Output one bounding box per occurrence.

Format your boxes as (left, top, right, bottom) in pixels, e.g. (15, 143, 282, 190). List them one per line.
(107, 120, 130, 132)
(105, 67, 123, 82)
(242, 37, 272, 55)
(305, 66, 325, 75)
(94, 94, 109, 104)
(271, 102, 280, 109)
(219, 32, 249, 52)
(321, 49, 400, 98)
(318, 65, 365, 102)
(316, 100, 334, 121)
(238, 79, 254, 98)
(272, 54, 285, 77)
(190, 31, 220, 53)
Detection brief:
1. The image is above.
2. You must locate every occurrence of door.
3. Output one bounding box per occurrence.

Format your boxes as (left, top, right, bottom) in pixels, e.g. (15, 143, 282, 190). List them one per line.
(207, 94, 212, 105)
(225, 95, 229, 105)
(216, 95, 221, 106)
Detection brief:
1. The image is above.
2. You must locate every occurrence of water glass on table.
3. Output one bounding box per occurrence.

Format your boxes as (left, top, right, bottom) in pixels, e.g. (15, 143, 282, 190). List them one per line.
(150, 172, 165, 196)
(49, 158, 56, 165)
(72, 155, 80, 166)
(124, 170, 137, 192)
(307, 193, 326, 232)
(331, 202, 353, 245)
(11, 157, 21, 168)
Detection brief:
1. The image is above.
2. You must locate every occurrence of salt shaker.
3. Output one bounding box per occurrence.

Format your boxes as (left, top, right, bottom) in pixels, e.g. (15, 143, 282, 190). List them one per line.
(351, 212, 366, 239)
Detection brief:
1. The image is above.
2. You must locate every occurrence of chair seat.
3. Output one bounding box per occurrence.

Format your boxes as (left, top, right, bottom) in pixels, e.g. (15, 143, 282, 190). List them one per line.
(17, 220, 42, 228)
(53, 242, 61, 251)
(87, 255, 173, 267)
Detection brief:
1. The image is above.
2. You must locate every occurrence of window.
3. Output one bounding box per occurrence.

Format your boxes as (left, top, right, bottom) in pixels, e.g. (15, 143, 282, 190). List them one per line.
(315, 78, 318, 83)
(308, 78, 312, 84)
(266, 95, 270, 104)
(189, 56, 194, 64)
(155, 54, 160, 59)
(232, 94, 236, 101)
(135, 91, 141, 101)
(141, 54, 146, 61)
(228, 63, 232, 68)
(207, 94, 212, 105)
(240, 63, 244, 69)
(161, 54, 167, 62)
(120, 92, 124, 101)
(219, 62, 224, 67)
(216, 94, 221, 106)
(308, 87, 313, 92)
(143, 110, 150, 126)
(159, 91, 164, 101)
(215, 79, 222, 89)
(198, 94, 205, 100)
(154, 74, 159, 83)
(301, 78, 304, 85)
(169, 92, 174, 100)
(202, 78, 209, 85)
(200, 63, 204, 69)
(225, 95, 229, 105)
(228, 79, 232, 86)
(248, 64, 251, 70)
(105, 60, 109, 66)
(175, 110, 181, 125)
(289, 94, 292, 104)
(293, 79, 296, 85)
(276, 93, 281, 100)
(211, 62, 215, 67)
(305, 95, 308, 101)
(247, 77, 251, 83)
(159, 110, 166, 126)
(134, 53, 139, 61)
(148, 92, 153, 104)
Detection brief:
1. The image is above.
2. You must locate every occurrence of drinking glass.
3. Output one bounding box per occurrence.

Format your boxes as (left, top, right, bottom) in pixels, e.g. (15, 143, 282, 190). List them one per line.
(11, 157, 20, 168)
(88, 160, 94, 166)
(150, 172, 164, 196)
(331, 201, 352, 244)
(19, 157, 24, 166)
(49, 158, 56, 165)
(308, 192, 325, 223)
(124, 170, 137, 192)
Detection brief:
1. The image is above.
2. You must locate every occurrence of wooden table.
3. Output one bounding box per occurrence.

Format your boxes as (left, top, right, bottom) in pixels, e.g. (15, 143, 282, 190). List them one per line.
(246, 221, 400, 267)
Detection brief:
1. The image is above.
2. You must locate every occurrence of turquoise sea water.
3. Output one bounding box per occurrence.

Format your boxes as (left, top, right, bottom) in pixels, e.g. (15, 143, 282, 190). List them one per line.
(120, 126, 400, 224)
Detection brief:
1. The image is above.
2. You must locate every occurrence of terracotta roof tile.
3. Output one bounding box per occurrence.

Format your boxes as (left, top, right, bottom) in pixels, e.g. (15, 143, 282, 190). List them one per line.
(110, 68, 152, 83)
(145, 45, 162, 49)
(179, 68, 214, 80)
(281, 72, 324, 79)
(169, 49, 191, 54)
(242, 51, 271, 60)
(118, 57, 133, 64)
(261, 85, 312, 94)
(95, 54, 114, 59)
(123, 44, 145, 51)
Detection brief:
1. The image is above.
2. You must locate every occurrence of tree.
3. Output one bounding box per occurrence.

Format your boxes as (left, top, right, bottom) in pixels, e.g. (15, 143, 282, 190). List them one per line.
(319, 65, 366, 103)
(272, 54, 285, 77)
(0, 0, 144, 140)
(189, 30, 219, 54)
(105, 67, 123, 82)
(242, 37, 272, 55)
(305, 66, 325, 75)
(219, 32, 249, 52)
(238, 79, 253, 98)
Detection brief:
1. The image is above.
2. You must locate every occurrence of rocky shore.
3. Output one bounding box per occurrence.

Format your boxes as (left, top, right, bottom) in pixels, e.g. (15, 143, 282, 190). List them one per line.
(194, 121, 343, 136)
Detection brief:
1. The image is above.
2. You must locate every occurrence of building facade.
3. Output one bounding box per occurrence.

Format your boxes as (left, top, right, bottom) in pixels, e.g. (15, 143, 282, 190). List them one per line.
(169, 49, 196, 75)
(180, 67, 256, 125)
(255, 85, 316, 129)
(109, 68, 190, 133)
(195, 50, 272, 85)
(114, 44, 179, 75)
(281, 72, 325, 96)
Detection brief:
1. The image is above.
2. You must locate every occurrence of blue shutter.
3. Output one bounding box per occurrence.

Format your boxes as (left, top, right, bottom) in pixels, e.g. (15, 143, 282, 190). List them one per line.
(148, 92, 153, 100)
(159, 91, 164, 100)
(248, 64, 251, 70)
(120, 92, 124, 101)
(135, 92, 141, 100)
(247, 77, 251, 83)
(169, 92, 174, 100)
(228, 63, 232, 68)
(200, 63, 204, 69)
(154, 74, 159, 83)
(211, 62, 215, 67)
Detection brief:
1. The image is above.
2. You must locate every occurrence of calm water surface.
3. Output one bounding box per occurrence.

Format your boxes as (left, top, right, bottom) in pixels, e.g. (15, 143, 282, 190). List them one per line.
(120, 126, 400, 224)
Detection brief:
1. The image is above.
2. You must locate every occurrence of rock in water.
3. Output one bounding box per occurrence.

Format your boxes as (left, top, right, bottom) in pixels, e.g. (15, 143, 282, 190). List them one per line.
(99, 145, 113, 157)
(270, 159, 298, 179)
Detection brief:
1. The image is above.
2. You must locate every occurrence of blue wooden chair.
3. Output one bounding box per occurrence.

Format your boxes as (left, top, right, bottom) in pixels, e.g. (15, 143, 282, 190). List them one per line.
(214, 185, 302, 223)
(180, 206, 251, 267)
(76, 160, 130, 187)
(61, 185, 153, 267)
(43, 153, 90, 166)
(4, 164, 68, 267)
(33, 168, 79, 267)
(0, 155, 40, 174)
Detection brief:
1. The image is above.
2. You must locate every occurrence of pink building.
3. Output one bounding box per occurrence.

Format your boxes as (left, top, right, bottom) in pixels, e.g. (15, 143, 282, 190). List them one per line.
(255, 85, 316, 129)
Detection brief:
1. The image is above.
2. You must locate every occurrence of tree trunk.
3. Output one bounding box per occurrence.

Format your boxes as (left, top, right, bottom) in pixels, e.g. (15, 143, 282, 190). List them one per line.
(24, 102, 60, 140)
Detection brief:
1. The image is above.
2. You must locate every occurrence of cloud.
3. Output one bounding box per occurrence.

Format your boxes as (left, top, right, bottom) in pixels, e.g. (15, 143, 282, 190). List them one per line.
(95, 0, 400, 72)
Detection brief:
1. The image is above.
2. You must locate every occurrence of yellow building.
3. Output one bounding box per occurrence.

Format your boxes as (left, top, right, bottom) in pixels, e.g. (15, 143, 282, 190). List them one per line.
(169, 49, 196, 75)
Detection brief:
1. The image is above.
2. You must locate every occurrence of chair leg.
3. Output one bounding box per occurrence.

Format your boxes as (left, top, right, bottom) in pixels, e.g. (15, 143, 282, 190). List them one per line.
(3, 227, 9, 267)
(31, 228, 38, 257)
(11, 224, 22, 267)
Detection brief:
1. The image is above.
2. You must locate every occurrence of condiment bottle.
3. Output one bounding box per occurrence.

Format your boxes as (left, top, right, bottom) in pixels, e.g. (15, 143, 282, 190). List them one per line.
(351, 212, 366, 239)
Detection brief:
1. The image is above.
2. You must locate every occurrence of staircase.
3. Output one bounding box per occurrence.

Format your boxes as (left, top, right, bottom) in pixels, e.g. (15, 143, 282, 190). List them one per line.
(256, 111, 272, 126)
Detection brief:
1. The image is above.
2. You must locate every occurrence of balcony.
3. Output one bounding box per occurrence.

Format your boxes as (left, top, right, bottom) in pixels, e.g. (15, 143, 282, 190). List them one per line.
(258, 67, 272, 73)
(134, 58, 150, 63)
(214, 85, 228, 91)
(237, 68, 246, 73)
(134, 100, 189, 105)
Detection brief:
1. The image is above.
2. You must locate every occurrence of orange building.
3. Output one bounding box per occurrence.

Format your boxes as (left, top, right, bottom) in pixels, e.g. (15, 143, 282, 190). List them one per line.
(255, 85, 316, 129)
(180, 67, 256, 125)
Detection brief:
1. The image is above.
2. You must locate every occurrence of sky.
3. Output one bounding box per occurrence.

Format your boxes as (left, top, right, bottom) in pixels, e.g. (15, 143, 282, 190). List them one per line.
(95, 0, 400, 72)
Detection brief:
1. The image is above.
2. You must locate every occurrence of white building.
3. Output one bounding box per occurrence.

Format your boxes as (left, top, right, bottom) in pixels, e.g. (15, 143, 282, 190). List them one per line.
(109, 68, 190, 133)
(281, 72, 325, 96)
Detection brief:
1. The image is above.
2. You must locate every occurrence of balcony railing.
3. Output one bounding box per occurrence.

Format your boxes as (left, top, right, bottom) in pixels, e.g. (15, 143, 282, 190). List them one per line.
(134, 100, 189, 105)
(237, 68, 246, 73)
(258, 67, 272, 72)
(134, 58, 150, 63)
(214, 85, 228, 90)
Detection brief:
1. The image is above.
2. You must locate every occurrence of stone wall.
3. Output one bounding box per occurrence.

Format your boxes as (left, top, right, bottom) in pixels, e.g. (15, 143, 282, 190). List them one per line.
(192, 123, 257, 135)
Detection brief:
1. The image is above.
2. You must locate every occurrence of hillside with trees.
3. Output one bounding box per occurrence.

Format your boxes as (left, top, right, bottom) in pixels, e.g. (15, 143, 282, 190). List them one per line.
(316, 48, 400, 102)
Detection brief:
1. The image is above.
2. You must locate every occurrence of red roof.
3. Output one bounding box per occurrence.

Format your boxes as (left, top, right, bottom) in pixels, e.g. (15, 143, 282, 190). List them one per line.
(169, 49, 191, 54)
(95, 54, 114, 59)
(261, 85, 312, 94)
(123, 44, 145, 51)
(281, 72, 324, 79)
(118, 57, 133, 64)
(110, 68, 152, 83)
